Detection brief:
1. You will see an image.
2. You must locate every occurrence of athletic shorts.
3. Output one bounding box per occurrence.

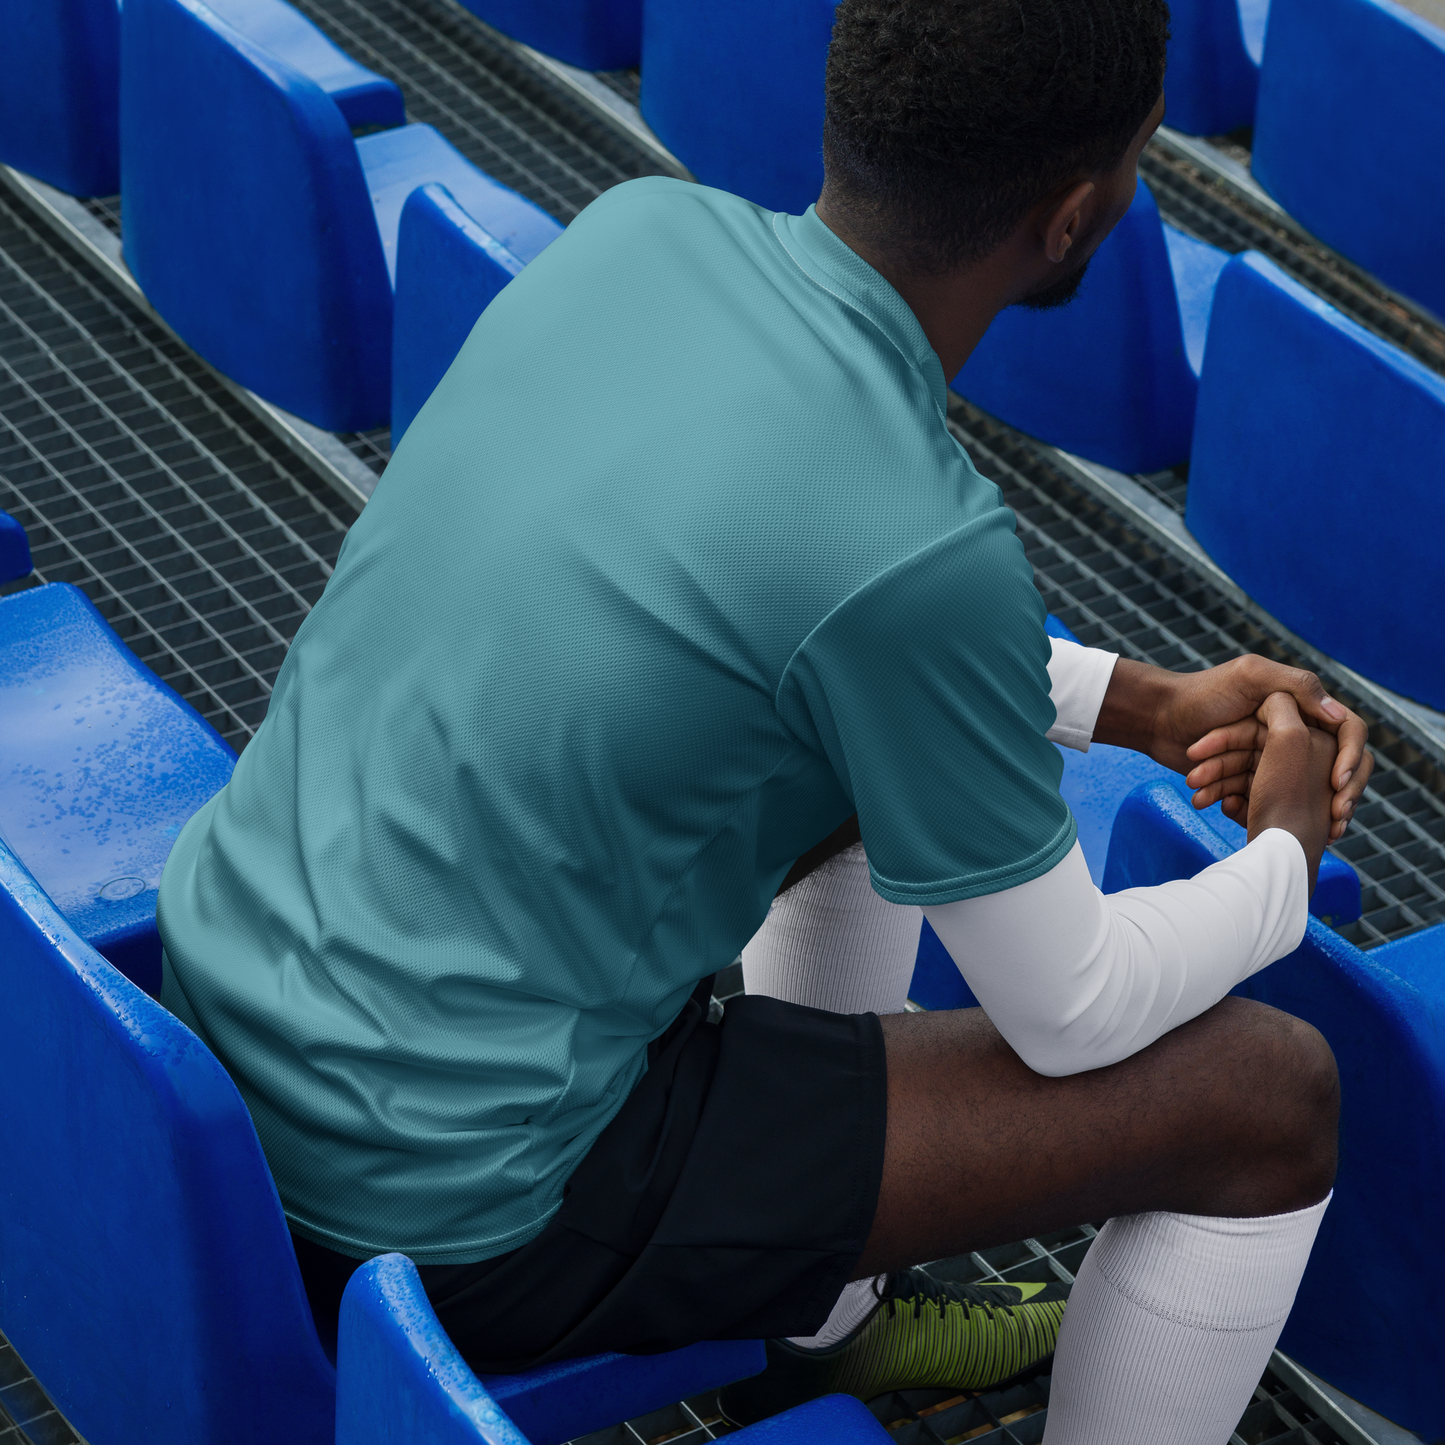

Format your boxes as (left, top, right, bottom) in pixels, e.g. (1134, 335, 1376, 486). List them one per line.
(294, 975, 888, 1372)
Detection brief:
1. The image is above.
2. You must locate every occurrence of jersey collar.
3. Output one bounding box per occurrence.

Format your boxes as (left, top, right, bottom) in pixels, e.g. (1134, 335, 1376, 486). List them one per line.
(772, 205, 947, 414)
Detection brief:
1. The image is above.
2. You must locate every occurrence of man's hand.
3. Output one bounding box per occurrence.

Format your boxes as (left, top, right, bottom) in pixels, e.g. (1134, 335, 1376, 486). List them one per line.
(1244, 694, 1337, 893)
(1094, 654, 1373, 841)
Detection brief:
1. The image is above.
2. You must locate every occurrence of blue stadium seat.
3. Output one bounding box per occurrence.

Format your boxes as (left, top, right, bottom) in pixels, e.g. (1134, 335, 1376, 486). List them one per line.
(337, 1254, 879, 1445)
(0, 0, 120, 197)
(122, 0, 557, 432)
(1161, 0, 1268, 136)
(0, 834, 335, 1445)
(1104, 780, 1445, 1442)
(1252, 0, 1445, 323)
(1185, 251, 1445, 711)
(640, 0, 837, 214)
(0, 582, 236, 995)
(391, 182, 562, 444)
(454, 0, 641, 71)
(908, 613, 1359, 1008)
(0, 506, 32, 581)
(953, 181, 1230, 474)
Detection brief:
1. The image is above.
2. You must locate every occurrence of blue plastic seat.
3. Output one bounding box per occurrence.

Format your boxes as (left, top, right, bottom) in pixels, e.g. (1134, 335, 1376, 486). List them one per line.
(0, 0, 120, 197)
(0, 582, 236, 995)
(0, 506, 31, 581)
(0, 835, 336, 1445)
(337, 1254, 884, 1445)
(1185, 251, 1445, 711)
(908, 613, 1359, 1008)
(1161, 0, 1269, 136)
(454, 0, 641, 71)
(122, 0, 557, 432)
(953, 181, 1230, 474)
(640, 0, 838, 215)
(391, 181, 562, 444)
(1252, 0, 1445, 323)
(1104, 779, 1445, 1441)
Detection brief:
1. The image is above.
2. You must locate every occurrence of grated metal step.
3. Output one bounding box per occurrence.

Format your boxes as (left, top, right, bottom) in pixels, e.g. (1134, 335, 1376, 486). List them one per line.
(0, 186, 357, 752)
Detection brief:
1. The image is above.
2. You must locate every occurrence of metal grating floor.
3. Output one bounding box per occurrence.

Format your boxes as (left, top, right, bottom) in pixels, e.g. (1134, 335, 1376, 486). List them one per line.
(0, 186, 357, 752)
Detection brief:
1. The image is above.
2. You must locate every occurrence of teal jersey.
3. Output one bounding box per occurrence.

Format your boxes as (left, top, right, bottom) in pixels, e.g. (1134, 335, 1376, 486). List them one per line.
(158, 179, 1074, 1264)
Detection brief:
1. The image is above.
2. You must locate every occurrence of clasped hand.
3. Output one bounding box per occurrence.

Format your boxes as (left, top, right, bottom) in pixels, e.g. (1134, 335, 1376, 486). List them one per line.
(1095, 654, 1373, 855)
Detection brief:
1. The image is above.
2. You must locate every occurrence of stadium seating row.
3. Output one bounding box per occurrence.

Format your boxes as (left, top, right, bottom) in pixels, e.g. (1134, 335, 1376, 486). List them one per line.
(3, 0, 1441, 712)
(0, 553, 1436, 1437)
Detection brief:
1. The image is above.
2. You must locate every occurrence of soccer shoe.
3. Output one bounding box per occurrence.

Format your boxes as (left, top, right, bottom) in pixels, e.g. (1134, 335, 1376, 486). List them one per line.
(716, 1269, 1068, 1426)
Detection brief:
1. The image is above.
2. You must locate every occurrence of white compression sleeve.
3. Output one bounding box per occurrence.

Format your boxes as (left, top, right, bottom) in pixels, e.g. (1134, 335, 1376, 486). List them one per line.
(742, 841, 921, 1016)
(924, 832, 1309, 1076)
(1045, 638, 1118, 752)
(1044, 1195, 1331, 1445)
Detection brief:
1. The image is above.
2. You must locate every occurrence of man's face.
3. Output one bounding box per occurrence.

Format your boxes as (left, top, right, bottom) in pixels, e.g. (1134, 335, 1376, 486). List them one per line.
(1012, 90, 1166, 313)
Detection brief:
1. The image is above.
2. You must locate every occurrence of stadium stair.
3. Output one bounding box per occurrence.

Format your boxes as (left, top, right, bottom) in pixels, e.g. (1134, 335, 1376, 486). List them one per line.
(121, 0, 558, 432)
(1186, 251, 1445, 712)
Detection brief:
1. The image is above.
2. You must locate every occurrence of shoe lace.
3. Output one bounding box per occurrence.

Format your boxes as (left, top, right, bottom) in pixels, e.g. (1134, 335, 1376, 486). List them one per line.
(874, 1269, 1018, 1323)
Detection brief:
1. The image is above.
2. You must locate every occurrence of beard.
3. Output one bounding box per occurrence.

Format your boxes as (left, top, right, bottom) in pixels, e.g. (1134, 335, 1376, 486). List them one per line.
(1016, 254, 1093, 311)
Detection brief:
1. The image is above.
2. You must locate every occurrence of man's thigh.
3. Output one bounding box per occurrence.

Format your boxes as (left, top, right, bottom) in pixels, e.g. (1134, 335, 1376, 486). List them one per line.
(854, 997, 1339, 1278)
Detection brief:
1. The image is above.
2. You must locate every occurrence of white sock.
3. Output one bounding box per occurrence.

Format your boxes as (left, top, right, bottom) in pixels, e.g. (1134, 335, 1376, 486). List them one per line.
(1043, 1193, 1332, 1445)
(743, 842, 922, 1016)
(787, 1275, 882, 1350)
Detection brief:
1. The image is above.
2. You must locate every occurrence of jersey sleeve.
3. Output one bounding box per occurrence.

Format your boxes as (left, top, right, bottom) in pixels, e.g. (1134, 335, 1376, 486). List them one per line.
(775, 507, 1076, 905)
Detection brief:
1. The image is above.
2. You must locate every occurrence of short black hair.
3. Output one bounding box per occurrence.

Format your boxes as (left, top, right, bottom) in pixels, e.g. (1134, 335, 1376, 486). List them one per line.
(823, 0, 1170, 273)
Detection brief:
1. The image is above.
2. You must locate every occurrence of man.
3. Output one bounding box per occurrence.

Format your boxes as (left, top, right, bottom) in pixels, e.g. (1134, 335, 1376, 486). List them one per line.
(158, 1, 1373, 1440)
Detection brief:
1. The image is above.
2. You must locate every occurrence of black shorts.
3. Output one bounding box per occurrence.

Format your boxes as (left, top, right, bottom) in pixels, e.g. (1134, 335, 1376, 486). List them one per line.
(294, 976, 887, 1373)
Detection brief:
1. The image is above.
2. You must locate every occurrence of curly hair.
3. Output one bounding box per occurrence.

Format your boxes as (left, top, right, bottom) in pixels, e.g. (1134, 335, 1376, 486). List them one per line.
(823, 0, 1170, 273)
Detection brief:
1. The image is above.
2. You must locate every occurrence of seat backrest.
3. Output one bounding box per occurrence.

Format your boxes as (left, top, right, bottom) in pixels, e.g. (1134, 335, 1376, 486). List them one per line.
(1185, 251, 1445, 710)
(203, 0, 405, 130)
(0, 0, 120, 196)
(456, 0, 641, 71)
(391, 183, 562, 443)
(640, 0, 839, 213)
(0, 583, 237, 994)
(953, 181, 1201, 474)
(0, 838, 335, 1445)
(1161, 0, 1265, 135)
(1103, 778, 1445, 1441)
(121, 0, 394, 431)
(1252, 0, 1445, 322)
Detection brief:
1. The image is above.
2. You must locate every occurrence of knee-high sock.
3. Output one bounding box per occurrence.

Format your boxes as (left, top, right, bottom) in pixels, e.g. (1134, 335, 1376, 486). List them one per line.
(1043, 1194, 1331, 1445)
(742, 842, 922, 1016)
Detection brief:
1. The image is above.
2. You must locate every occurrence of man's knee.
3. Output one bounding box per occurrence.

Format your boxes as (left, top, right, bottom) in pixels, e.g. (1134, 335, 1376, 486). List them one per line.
(1215, 998, 1339, 1204)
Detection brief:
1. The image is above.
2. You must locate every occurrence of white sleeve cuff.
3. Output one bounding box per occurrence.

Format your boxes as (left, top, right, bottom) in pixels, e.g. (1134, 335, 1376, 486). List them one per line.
(1046, 638, 1119, 752)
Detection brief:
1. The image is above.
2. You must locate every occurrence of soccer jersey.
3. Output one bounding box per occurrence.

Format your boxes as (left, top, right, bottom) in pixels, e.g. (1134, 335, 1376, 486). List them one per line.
(157, 178, 1075, 1263)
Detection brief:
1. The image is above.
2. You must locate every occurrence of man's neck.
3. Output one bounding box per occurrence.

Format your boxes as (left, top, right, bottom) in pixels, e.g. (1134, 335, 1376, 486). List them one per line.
(813, 197, 1016, 382)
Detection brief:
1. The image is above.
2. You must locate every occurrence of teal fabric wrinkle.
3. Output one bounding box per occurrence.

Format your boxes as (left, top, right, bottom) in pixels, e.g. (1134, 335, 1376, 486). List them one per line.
(158, 177, 1072, 1264)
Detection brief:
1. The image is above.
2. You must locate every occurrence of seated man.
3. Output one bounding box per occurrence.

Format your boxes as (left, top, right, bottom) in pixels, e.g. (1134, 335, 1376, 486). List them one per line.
(156, 1, 1372, 1440)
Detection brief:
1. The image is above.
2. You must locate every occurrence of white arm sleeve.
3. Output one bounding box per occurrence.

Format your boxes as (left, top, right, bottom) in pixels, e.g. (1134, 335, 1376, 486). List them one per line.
(1046, 638, 1119, 752)
(923, 831, 1309, 1076)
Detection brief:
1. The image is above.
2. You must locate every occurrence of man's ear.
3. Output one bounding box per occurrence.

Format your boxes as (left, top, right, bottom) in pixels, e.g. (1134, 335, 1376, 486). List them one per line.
(1043, 180, 1096, 265)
